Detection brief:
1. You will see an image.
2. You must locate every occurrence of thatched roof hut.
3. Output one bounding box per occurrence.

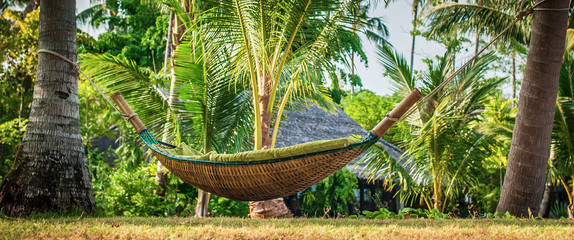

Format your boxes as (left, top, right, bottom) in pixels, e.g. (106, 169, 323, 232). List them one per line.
(275, 104, 404, 180)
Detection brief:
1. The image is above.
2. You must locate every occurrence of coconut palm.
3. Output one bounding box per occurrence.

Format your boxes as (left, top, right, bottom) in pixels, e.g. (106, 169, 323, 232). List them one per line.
(198, 0, 378, 217)
(422, 0, 532, 100)
(80, 22, 254, 215)
(0, 0, 95, 217)
(497, 0, 569, 217)
(361, 44, 502, 212)
(346, 0, 390, 94)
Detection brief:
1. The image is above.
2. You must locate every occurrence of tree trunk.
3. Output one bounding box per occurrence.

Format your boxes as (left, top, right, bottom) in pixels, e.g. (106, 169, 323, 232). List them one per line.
(155, 11, 177, 200)
(248, 73, 292, 219)
(497, 0, 569, 217)
(512, 51, 517, 101)
(21, 0, 39, 19)
(474, 0, 483, 56)
(538, 174, 553, 218)
(409, 5, 418, 74)
(538, 145, 555, 218)
(194, 190, 210, 217)
(0, 0, 95, 217)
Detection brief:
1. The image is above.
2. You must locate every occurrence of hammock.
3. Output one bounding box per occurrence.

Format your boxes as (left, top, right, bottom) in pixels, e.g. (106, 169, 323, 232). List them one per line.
(112, 90, 421, 201)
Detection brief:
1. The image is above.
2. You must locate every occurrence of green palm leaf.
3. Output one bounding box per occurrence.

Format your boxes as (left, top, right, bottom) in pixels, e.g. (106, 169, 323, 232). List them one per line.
(79, 53, 180, 142)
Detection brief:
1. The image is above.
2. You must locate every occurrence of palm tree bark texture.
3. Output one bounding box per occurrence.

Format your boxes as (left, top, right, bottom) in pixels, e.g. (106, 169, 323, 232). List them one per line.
(497, 0, 569, 217)
(0, 0, 95, 217)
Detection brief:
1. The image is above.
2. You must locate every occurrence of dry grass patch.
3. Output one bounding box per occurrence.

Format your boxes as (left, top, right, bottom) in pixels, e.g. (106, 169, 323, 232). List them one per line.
(1, 216, 573, 239)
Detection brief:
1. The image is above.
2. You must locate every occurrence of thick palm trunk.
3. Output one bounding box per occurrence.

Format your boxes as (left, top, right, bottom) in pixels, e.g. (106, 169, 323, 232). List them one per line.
(0, 0, 95, 217)
(497, 0, 569, 217)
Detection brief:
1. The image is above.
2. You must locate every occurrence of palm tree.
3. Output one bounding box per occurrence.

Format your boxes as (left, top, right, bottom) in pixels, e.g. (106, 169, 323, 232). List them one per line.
(0, 0, 95, 217)
(200, 0, 373, 217)
(497, 0, 569, 217)
(347, 0, 389, 94)
(80, 34, 254, 216)
(76, 0, 120, 31)
(362, 44, 502, 212)
(422, 0, 532, 100)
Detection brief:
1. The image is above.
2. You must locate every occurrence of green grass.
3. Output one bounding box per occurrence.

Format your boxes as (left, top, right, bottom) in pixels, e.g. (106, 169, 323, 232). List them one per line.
(1, 216, 573, 239)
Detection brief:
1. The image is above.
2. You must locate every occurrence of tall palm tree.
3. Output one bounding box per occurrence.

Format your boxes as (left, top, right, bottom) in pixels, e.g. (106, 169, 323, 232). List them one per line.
(423, 0, 532, 100)
(347, 0, 389, 94)
(0, 0, 95, 217)
(154, 0, 228, 217)
(362, 44, 502, 212)
(497, 0, 569, 217)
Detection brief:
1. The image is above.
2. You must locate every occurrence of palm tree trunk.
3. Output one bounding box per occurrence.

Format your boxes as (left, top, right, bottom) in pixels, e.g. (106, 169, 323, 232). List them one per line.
(194, 190, 211, 217)
(163, 11, 175, 72)
(474, 0, 482, 56)
(248, 73, 292, 219)
(512, 51, 517, 101)
(538, 173, 553, 218)
(497, 0, 569, 217)
(156, 10, 177, 200)
(409, 5, 418, 74)
(0, 0, 95, 217)
(21, 0, 39, 19)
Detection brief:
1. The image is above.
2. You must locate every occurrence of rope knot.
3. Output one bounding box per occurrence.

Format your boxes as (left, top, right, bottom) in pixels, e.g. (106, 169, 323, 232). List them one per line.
(516, 8, 534, 20)
(385, 113, 400, 122)
(122, 113, 138, 121)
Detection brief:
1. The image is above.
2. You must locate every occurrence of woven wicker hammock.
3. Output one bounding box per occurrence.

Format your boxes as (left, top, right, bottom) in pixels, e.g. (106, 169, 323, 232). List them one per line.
(112, 89, 421, 201)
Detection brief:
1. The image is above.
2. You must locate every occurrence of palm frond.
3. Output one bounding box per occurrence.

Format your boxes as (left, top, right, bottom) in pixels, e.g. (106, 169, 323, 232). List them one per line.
(376, 44, 415, 94)
(79, 53, 180, 142)
(423, 2, 530, 45)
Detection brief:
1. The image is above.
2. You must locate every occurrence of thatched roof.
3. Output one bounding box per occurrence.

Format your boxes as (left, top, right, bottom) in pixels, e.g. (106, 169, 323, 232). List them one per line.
(275, 104, 404, 180)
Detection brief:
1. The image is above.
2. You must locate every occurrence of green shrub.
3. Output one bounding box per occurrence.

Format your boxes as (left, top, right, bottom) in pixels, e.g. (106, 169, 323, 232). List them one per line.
(208, 195, 249, 217)
(299, 168, 358, 217)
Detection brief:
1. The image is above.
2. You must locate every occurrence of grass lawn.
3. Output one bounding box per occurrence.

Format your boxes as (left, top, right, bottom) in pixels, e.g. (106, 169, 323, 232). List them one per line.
(1, 216, 573, 239)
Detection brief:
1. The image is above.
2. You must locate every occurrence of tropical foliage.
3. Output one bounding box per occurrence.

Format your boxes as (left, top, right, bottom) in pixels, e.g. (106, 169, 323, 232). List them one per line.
(360, 44, 504, 213)
(2, 0, 574, 218)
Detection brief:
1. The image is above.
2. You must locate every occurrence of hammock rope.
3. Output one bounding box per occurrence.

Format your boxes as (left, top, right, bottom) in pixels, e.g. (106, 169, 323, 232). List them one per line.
(38, 49, 138, 122)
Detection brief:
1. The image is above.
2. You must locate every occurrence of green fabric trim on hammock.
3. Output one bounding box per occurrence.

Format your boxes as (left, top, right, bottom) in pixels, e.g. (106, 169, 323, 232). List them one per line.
(159, 137, 360, 162)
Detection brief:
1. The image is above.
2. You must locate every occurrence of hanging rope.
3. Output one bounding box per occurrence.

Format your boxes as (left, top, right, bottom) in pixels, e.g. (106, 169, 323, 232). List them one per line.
(397, 0, 569, 122)
(38, 49, 137, 121)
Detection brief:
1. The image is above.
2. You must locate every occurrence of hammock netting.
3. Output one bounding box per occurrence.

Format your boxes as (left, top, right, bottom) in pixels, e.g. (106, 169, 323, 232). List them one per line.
(140, 129, 378, 201)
